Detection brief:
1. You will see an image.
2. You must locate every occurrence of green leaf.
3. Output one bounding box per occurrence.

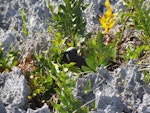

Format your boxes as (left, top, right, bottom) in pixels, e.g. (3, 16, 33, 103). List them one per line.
(81, 65, 93, 72)
(51, 101, 66, 113)
(96, 32, 104, 48)
(59, 4, 66, 12)
(11, 60, 18, 67)
(21, 9, 27, 22)
(86, 58, 96, 71)
(63, 62, 76, 68)
(69, 66, 81, 73)
(21, 9, 28, 36)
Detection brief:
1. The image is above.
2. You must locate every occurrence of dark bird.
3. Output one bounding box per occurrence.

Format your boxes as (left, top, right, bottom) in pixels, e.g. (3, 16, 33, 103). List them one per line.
(62, 47, 87, 68)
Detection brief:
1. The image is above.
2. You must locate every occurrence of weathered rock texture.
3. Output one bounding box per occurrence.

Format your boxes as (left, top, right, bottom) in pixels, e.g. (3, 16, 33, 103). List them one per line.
(74, 60, 150, 113)
(0, 67, 51, 113)
(0, 0, 51, 54)
(27, 104, 51, 113)
(0, 67, 30, 113)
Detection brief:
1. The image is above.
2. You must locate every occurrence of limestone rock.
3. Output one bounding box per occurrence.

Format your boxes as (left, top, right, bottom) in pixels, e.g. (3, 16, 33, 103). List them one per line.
(0, 67, 30, 113)
(27, 104, 51, 113)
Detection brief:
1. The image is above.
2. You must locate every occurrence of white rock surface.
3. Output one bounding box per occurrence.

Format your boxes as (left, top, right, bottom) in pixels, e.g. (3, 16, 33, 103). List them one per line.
(75, 60, 150, 112)
(0, 67, 30, 113)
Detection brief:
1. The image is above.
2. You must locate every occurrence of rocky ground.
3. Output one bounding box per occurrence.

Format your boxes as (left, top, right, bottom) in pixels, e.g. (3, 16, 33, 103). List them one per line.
(0, 0, 150, 113)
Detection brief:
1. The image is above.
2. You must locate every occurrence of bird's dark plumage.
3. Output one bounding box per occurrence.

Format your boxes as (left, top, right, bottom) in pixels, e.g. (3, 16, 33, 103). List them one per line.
(62, 47, 87, 68)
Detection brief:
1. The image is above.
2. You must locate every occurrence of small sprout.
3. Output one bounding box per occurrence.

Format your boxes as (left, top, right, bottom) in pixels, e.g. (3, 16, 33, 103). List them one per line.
(21, 9, 28, 36)
(28, 96, 32, 100)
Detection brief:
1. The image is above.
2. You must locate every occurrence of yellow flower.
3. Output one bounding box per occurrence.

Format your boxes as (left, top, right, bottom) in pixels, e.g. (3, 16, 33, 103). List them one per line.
(105, 0, 111, 9)
(98, 0, 116, 33)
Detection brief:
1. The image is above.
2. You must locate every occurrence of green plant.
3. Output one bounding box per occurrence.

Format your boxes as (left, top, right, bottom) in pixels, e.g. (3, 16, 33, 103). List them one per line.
(143, 70, 150, 83)
(29, 47, 60, 100)
(29, 32, 67, 98)
(47, 0, 88, 39)
(116, 0, 150, 84)
(50, 63, 89, 113)
(28, 30, 81, 102)
(123, 0, 150, 45)
(83, 79, 92, 94)
(21, 9, 28, 36)
(82, 32, 117, 72)
(29, 42, 89, 112)
(0, 43, 19, 72)
(122, 45, 149, 62)
(29, 0, 117, 111)
(29, 61, 55, 100)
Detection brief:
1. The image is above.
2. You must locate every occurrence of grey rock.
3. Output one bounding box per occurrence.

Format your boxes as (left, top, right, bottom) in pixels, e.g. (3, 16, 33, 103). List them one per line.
(0, 99, 7, 113)
(73, 73, 97, 103)
(137, 94, 150, 113)
(5, 105, 26, 113)
(27, 104, 51, 113)
(19, 33, 52, 56)
(90, 110, 105, 113)
(0, 67, 30, 113)
(73, 66, 113, 110)
(74, 60, 150, 112)
(0, 68, 51, 113)
(0, 29, 24, 53)
(95, 89, 130, 112)
(0, 0, 52, 53)
(0, 0, 51, 34)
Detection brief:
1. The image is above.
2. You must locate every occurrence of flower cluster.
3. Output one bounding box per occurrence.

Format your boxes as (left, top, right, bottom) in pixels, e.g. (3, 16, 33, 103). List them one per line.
(98, 0, 116, 33)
